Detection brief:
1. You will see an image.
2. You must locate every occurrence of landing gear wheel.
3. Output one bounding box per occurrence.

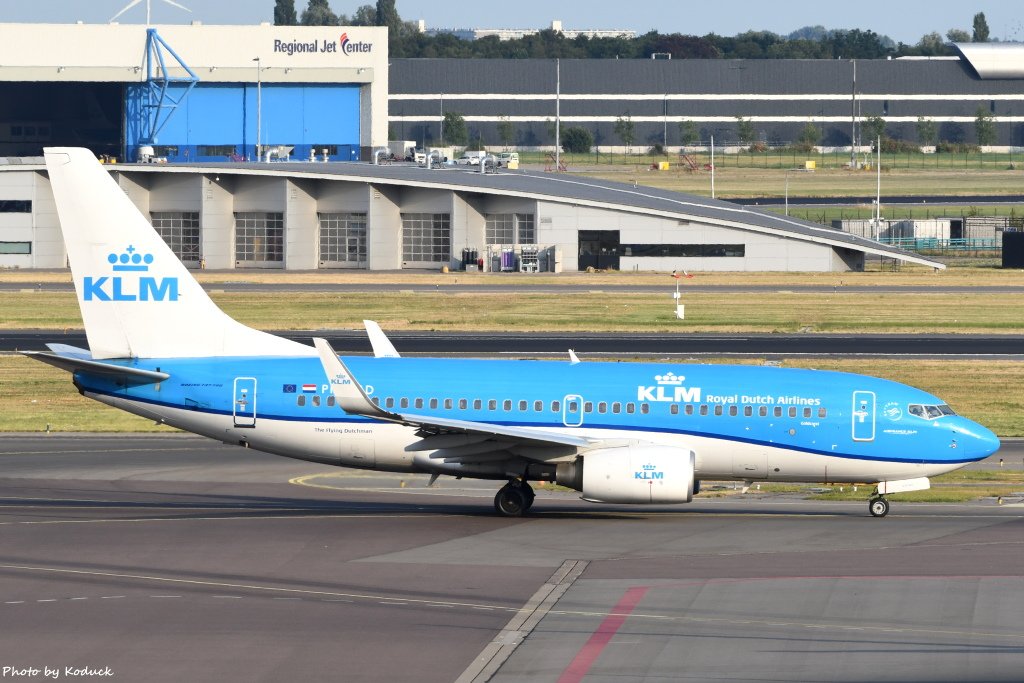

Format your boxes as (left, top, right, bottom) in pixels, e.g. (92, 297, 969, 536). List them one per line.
(494, 484, 527, 517)
(869, 496, 890, 518)
(520, 482, 536, 511)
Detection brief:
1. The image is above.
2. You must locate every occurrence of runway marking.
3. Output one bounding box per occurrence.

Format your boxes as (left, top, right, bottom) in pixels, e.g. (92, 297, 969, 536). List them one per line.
(559, 586, 649, 683)
(0, 512, 435, 527)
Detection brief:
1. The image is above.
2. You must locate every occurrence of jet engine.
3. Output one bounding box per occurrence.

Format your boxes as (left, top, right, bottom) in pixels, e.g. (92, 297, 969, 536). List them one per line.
(556, 446, 696, 504)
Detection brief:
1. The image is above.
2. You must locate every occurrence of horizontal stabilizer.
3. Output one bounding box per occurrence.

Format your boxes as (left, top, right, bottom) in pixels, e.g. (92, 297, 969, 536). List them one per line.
(22, 351, 169, 385)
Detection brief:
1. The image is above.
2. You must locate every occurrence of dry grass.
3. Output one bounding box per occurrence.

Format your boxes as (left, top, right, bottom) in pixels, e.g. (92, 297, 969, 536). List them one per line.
(4, 289, 1024, 334)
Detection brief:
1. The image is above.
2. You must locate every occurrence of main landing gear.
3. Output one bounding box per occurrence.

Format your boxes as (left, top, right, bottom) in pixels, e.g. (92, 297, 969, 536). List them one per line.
(494, 479, 535, 517)
(869, 496, 890, 518)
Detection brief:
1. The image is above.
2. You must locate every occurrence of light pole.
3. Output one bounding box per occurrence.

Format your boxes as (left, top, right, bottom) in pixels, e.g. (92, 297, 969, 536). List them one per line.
(555, 58, 561, 172)
(785, 172, 789, 216)
(252, 57, 261, 161)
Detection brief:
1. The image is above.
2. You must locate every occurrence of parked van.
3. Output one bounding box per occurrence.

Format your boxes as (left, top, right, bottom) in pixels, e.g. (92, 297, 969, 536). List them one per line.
(497, 152, 519, 165)
(457, 151, 487, 165)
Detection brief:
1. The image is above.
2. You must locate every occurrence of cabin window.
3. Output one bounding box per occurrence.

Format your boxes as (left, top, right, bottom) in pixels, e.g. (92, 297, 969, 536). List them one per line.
(297, 395, 306, 407)
(488, 399, 497, 410)
(685, 405, 694, 416)
(759, 406, 767, 417)
(327, 396, 336, 407)
(670, 404, 679, 415)
(372, 397, 379, 406)
(818, 407, 827, 418)
(534, 400, 543, 412)
(312, 395, 321, 407)
(400, 397, 409, 409)
(728, 405, 737, 416)
(712, 405, 721, 416)
(584, 401, 593, 413)
(551, 400, 560, 412)
(567, 400, 578, 412)
(699, 405, 708, 416)
(473, 399, 482, 410)
(429, 398, 438, 409)
(640, 403, 650, 414)
(598, 402, 607, 413)
(774, 406, 782, 417)
(626, 403, 635, 414)
(459, 399, 468, 410)
(612, 402, 621, 414)
(803, 407, 812, 418)
(414, 398, 423, 409)
(518, 400, 527, 411)
(744, 406, 752, 417)
(444, 399, 453, 409)
(503, 400, 512, 411)
(789, 407, 797, 418)
(385, 397, 394, 408)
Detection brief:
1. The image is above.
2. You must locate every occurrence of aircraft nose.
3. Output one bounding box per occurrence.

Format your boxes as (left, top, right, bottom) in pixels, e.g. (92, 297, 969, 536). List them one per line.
(952, 418, 1000, 461)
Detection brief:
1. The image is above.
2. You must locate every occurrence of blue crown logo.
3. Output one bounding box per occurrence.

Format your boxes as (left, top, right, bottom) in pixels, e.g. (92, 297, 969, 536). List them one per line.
(642, 463, 657, 471)
(655, 372, 684, 386)
(107, 245, 154, 272)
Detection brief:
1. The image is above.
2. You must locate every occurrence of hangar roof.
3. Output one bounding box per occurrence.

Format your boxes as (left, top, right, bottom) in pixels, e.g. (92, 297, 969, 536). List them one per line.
(953, 43, 1024, 79)
(122, 160, 944, 269)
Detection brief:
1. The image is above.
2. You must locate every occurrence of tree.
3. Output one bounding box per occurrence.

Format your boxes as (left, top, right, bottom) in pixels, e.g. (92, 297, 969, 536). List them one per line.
(736, 116, 756, 146)
(442, 112, 468, 146)
(613, 113, 635, 153)
(560, 127, 593, 153)
(375, 0, 402, 33)
(545, 118, 557, 144)
(301, 0, 336, 26)
(916, 117, 937, 147)
(797, 121, 820, 146)
(273, 0, 297, 26)
(678, 120, 699, 147)
(863, 115, 887, 148)
(973, 12, 990, 42)
(975, 106, 996, 146)
(497, 116, 515, 150)
(914, 32, 947, 56)
(946, 28, 971, 43)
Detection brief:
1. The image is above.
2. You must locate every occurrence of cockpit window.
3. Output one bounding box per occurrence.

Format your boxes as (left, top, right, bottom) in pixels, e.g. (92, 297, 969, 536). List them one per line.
(908, 403, 956, 420)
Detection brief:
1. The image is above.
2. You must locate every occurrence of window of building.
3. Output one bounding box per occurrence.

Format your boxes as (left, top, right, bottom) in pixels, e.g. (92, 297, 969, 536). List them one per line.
(198, 145, 238, 157)
(0, 241, 31, 254)
(0, 200, 32, 213)
(619, 243, 745, 258)
(484, 213, 536, 245)
(234, 212, 283, 264)
(319, 213, 367, 265)
(402, 213, 450, 264)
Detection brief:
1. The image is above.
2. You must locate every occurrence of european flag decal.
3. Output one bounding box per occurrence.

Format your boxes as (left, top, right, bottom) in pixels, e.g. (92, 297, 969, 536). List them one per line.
(283, 384, 296, 393)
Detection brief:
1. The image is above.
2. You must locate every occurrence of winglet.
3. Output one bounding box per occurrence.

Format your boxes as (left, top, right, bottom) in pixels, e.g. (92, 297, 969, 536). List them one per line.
(364, 320, 401, 358)
(568, 349, 580, 365)
(313, 337, 389, 418)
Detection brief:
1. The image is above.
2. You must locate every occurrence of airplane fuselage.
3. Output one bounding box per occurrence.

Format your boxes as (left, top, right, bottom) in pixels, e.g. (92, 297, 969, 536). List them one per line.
(77, 356, 994, 484)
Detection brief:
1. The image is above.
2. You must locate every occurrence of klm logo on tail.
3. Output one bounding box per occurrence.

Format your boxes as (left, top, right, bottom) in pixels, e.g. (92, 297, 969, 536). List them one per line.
(83, 246, 179, 302)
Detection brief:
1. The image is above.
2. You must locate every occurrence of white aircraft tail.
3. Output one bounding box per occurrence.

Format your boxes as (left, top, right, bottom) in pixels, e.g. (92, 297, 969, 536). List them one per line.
(44, 147, 313, 359)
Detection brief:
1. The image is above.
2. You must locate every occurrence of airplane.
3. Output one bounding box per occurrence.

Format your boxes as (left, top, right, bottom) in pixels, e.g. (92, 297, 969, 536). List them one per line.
(25, 148, 1000, 518)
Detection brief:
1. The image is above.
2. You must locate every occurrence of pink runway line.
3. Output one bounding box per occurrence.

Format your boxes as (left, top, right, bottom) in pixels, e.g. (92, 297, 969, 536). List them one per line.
(558, 586, 650, 683)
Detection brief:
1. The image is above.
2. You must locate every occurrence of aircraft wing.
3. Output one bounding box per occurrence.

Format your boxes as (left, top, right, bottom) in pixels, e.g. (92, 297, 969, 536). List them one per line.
(313, 337, 593, 461)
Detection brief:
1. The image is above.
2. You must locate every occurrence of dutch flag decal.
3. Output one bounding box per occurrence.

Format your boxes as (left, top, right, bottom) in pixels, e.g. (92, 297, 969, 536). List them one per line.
(302, 384, 317, 393)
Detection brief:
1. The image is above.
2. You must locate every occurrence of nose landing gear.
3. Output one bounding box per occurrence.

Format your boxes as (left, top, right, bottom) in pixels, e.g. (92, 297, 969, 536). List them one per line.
(494, 479, 535, 517)
(869, 496, 890, 517)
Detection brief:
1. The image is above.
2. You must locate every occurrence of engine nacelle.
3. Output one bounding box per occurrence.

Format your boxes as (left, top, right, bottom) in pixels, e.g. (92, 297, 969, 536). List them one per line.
(557, 446, 696, 504)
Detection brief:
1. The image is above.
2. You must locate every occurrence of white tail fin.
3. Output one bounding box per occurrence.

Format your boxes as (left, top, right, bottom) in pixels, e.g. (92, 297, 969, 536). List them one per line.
(44, 147, 313, 359)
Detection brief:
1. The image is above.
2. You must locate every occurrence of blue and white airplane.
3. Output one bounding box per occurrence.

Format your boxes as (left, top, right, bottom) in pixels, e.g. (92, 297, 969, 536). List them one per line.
(26, 148, 1000, 517)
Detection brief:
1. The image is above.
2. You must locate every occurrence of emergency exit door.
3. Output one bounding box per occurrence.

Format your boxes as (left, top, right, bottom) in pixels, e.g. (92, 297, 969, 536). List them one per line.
(233, 377, 257, 428)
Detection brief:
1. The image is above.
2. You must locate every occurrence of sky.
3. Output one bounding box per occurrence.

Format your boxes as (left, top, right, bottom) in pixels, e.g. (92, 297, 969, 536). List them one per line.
(3, 1, 1022, 44)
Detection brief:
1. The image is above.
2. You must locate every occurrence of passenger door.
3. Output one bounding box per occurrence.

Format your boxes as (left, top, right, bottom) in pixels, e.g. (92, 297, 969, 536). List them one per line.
(233, 377, 257, 428)
(563, 394, 584, 427)
(851, 391, 876, 442)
